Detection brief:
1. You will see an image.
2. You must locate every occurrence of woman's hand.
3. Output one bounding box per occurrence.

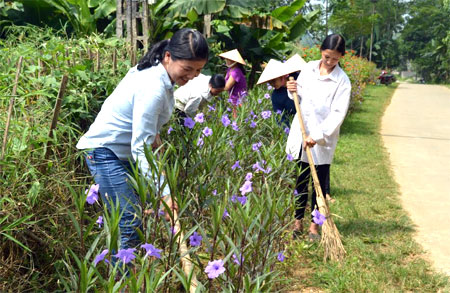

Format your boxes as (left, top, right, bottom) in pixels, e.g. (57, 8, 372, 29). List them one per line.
(303, 135, 316, 149)
(286, 80, 298, 94)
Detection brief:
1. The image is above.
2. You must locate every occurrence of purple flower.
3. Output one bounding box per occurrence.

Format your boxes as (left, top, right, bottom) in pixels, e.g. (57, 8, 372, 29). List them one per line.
(258, 99, 262, 104)
(205, 259, 225, 279)
(223, 209, 230, 219)
(229, 140, 234, 148)
(96, 216, 103, 227)
(293, 189, 298, 196)
(277, 251, 285, 262)
(212, 189, 217, 196)
(231, 160, 241, 170)
(208, 105, 216, 112)
(221, 115, 231, 127)
(244, 117, 249, 123)
(232, 253, 244, 265)
(114, 248, 136, 264)
(232, 121, 239, 131)
(202, 127, 213, 137)
(250, 121, 257, 128)
(245, 172, 253, 181)
(197, 137, 204, 147)
(184, 117, 195, 129)
(252, 142, 262, 152)
(264, 93, 270, 99)
(267, 85, 273, 90)
(284, 127, 290, 134)
(287, 153, 294, 161)
(141, 243, 162, 259)
(237, 195, 247, 205)
(226, 107, 232, 112)
(167, 126, 174, 134)
(158, 209, 165, 216)
(252, 161, 266, 173)
(94, 249, 109, 266)
(276, 109, 282, 115)
(189, 232, 202, 247)
(171, 226, 177, 234)
(194, 113, 205, 123)
(231, 194, 237, 203)
(239, 180, 252, 195)
(261, 110, 272, 119)
(86, 184, 99, 205)
(312, 209, 326, 226)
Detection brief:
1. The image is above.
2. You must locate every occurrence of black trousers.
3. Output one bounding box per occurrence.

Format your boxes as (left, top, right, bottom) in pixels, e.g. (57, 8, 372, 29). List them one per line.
(294, 159, 330, 221)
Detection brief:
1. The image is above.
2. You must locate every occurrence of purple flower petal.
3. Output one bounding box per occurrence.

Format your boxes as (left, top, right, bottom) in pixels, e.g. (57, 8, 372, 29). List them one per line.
(221, 115, 231, 127)
(94, 249, 109, 266)
(86, 184, 99, 205)
(239, 180, 252, 195)
(194, 113, 205, 123)
(96, 216, 103, 228)
(114, 248, 136, 264)
(277, 251, 285, 262)
(204, 259, 225, 279)
(189, 232, 202, 247)
(202, 127, 213, 137)
(141, 243, 162, 259)
(184, 117, 195, 129)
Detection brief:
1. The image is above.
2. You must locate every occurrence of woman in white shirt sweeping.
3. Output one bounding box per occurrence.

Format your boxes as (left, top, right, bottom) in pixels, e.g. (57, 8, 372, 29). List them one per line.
(77, 28, 208, 253)
(286, 34, 351, 240)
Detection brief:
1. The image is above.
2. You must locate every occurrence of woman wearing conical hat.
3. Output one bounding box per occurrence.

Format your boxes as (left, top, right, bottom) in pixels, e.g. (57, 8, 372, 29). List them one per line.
(219, 49, 247, 118)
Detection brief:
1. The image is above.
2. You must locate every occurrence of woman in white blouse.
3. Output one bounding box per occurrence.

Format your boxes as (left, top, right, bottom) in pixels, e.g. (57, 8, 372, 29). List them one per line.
(77, 29, 208, 254)
(286, 34, 351, 240)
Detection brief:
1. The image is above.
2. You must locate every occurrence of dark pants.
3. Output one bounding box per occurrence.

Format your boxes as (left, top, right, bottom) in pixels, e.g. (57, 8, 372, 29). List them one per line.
(294, 159, 330, 221)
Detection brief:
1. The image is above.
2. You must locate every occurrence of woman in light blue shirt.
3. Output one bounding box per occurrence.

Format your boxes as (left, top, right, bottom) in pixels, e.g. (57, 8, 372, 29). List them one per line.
(77, 28, 208, 253)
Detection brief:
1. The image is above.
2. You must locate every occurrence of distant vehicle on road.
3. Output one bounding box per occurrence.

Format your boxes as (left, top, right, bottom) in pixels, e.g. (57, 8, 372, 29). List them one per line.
(377, 70, 396, 86)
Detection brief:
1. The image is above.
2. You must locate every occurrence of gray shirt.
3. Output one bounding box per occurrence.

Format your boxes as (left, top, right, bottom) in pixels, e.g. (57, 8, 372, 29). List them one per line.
(77, 63, 174, 176)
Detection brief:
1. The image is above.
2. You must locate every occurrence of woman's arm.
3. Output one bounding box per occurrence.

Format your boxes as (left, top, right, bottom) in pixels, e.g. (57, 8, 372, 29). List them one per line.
(224, 74, 236, 91)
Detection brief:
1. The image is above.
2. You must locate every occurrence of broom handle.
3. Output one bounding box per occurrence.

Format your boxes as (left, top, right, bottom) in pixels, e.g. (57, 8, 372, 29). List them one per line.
(173, 209, 198, 292)
(289, 77, 327, 214)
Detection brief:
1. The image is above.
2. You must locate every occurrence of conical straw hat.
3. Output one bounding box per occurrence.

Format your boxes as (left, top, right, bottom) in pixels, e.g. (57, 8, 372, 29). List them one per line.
(219, 49, 246, 65)
(256, 59, 284, 84)
(256, 54, 306, 85)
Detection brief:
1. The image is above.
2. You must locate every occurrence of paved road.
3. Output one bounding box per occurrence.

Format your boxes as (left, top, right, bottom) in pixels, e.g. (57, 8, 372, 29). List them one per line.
(381, 83, 450, 275)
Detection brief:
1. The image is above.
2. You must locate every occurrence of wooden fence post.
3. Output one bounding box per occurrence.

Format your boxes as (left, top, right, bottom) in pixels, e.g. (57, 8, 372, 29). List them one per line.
(44, 75, 69, 162)
(1, 56, 24, 174)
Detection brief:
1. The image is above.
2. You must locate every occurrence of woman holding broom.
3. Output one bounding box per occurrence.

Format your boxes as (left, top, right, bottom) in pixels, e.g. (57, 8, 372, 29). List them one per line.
(286, 34, 351, 241)
(77, 28, 208, 256)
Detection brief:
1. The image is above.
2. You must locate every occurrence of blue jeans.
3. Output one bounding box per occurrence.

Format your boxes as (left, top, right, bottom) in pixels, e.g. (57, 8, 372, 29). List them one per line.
(85, 147, 141, 250)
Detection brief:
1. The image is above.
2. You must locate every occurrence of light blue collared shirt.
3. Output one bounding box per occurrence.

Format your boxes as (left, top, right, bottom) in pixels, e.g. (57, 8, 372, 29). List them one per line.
(77, 63, 174, 176)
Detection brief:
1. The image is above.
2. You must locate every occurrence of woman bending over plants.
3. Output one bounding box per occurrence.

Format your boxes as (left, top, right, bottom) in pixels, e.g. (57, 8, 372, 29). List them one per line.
(77, 28, 208, 256)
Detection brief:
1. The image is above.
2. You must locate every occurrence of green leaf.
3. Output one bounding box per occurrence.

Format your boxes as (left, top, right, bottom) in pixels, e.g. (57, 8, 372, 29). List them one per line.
(272, 0, 306, 22)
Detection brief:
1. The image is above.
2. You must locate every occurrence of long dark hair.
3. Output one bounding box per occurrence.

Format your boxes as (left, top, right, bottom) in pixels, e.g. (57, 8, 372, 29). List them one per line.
(137, 28, 209, 71)
(320, 34, 346, 56)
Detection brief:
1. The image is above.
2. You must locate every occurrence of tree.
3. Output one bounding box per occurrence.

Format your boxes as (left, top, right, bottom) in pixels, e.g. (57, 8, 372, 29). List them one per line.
(400, 0, 449, 82)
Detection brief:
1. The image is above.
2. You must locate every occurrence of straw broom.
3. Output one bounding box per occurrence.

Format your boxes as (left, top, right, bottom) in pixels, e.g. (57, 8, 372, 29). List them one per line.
(289, 77, 346, 261)
(157, 137, 198, 292)
(172, 208, 198, 292)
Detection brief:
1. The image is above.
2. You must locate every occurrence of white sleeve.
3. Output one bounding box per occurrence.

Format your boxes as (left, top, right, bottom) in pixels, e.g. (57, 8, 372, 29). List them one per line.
(310, 79, 351, 144)
(131, 84, 165, 177)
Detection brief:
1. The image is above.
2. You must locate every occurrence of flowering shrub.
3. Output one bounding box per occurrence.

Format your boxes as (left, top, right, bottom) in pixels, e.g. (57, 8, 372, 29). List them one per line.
(297, 46, 377, 110)
(67, 87, 298, 291)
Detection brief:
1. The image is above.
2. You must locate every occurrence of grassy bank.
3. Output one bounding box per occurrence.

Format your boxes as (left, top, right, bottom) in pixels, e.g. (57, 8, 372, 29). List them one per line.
(284, 84, 449, 292)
